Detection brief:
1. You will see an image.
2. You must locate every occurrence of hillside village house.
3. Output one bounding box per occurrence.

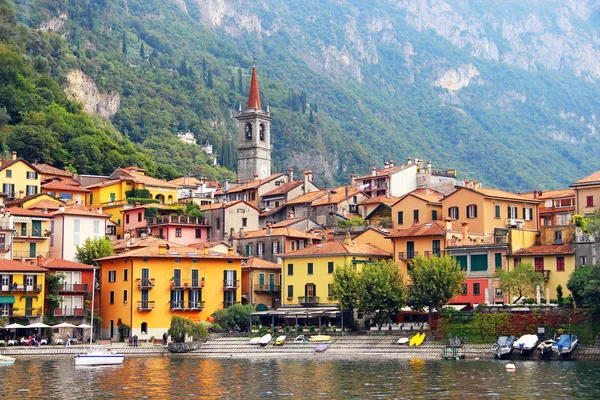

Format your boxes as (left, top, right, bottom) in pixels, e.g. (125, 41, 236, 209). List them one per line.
(271, 216, 321, 232)
(309, 186, 368, 228)
(0, 258, 48, 320)
(235, 226, 322, 264)
(0, 152, 41, 200)
(169, 176, 219, 205)
(215, 173, 290, 209)
(353, 160, 417, 198)
(0, 210, 14, 260)
(201, 200, 260, 242)
(241, 257, 282, 310)
(390, 189, 444, 230)
(283, 190, 328, 221)
(360, 194, 399, 221)
(9, 208, 53, 260)
(97, 242, 246, 340)
(571, 170, 600, 217)
(260, 170, 320, 209)
(49, 204, 110, 262)
(41, 177, 91, 205)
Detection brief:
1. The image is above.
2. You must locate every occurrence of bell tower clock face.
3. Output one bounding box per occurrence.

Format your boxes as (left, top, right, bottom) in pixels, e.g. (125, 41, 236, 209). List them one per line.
(260, 165, 268, 178)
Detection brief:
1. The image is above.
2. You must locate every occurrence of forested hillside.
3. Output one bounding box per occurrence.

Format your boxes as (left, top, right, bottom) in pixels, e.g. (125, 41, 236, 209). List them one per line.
(2, 0, 600, 190)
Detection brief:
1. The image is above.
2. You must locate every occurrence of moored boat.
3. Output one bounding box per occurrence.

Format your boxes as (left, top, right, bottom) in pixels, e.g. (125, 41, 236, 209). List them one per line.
(248, 337, 261, 345)
(74, 348, 124, 366)
(309, 335, 331, 342)
(513, 334, 539, 353)
(314, 344, 328, 353)
(259, 334, 272, 346)
(397, 337, 409, 345)
(537, 339, 555, 357)
(275, 335, 286, 346)
(552, 334, 578, 356)
(491, 336, 515, 358)
(292, 335, 309, 344)
(0, 355, 16, 365)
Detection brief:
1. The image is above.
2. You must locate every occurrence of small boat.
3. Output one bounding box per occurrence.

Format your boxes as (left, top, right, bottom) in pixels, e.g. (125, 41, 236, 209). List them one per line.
(491, 336, 515, 358)
(309, 335, 331, 342)
(414, 332, 426, 346)
(0, 355, 16, 365)
(513, 334, 539, 353)
(397, 337, 409, 345)
(74, 348, 124, 366)
(248, 337, 261, 345)
(259, 333, 272, 346)
(409, 332, 420, 346)
(275, 335, 286, 346)
(552, 334, 578, 356)
(292, 335, 309, 344)
(537, 339, 555, 357)
(314, 344, 328, 353)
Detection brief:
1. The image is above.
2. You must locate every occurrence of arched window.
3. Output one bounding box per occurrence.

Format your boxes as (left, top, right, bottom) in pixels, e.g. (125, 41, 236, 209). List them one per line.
(245, 123, 252, 140)
(259, 123, 265, 141)
(141, 322, 148, 335)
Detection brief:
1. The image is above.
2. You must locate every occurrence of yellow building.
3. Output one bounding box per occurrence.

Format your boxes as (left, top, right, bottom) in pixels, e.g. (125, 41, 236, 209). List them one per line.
(9, 208, 53, 260)
(5, 193, 63, 210)
(281, 237, 391, 307)
(353, 227, 398, 254)
(391, 189, 443, 230)
(241, 257, 282, 310)
(0, 258, 48, 319)
(97, 242, 246, 339)
(571, 170, 600, 216)
(0, 151, 41, 200)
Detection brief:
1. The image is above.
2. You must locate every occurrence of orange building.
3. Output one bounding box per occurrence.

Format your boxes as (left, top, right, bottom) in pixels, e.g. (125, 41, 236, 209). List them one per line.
(571, 170, 600, 216)
(97, 242, 246, 339)
(241, 257, 282, 310)
(391, 189, 444, 230)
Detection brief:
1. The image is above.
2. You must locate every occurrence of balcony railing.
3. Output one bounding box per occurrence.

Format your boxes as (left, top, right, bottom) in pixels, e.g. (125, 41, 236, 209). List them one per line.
(147, 216, 207, 226)
(12, 251, 50, 259)
(11, 307, 42, 317)
(170, 279, 205, 289)
(0, 284, 42, 293)
(423, 250, 446, 258)
(494, 235, 509, 244)
(170, 301, 206, 311)
(298, 296, 319, 305)
(0, 243, 11, 252)
(253, 284, 281, 293)
(61, 283, 88, 293)
(223, 280, 239, 290)
(397, 251, 418, 261)
(138, 300, 155, 311)
(13, 230, 50, 239)
(54, 307, 86, 317)
(137, 278, 155, 289)
(537, 269, 551, 281)
(223, 300, 239, 308)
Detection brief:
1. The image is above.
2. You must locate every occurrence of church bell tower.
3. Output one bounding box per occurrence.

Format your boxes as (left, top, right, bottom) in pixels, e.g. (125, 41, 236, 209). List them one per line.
(236, 62, 272, 182)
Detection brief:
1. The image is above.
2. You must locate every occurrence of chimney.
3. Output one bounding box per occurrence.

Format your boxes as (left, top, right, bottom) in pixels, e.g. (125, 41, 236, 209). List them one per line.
(328, 191, 332, 203)
(444, 217, 452, 231)
(204, 246, 209, 255)
(229, 227, 235, 243)
(303, 171, 312, 194)
(371, 167, 377, 177)
(464, 179, 470, 188)
(461, 221, 469, 240)
(407, 158, 413, 165)
(239, 227, 244, 239)
(158, 244, 167, 255)
(266, 222, 272, 235)
(308, 237, 314, 246)
(427, 160, 432, 173)
(287, 210, 295, 219)
(228, 247, 234, 255)
(288, 168, 294, 182)
(37, 254, 43, 266)
(344, 232, 352, 246)
(98, 206, 103, 214)
(253, 173, 259, 182)
(224, 180, 230, 192)
(11, 151, 17, 161)
(184, 176, 189, 185)
(389, 160, 394, 168)
(384, 162, 389, 169)
(345, 186, 349, 198)
(473, 180, 479, 189)
(59, 204, 65, 213)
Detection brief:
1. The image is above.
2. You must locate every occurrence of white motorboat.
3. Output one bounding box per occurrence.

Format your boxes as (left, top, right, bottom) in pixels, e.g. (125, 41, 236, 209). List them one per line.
(537, 339, 555, 357)
(275, 335, 286, 346)
(552, 334, 578, 356)
(75, 347, 124, 366)
(0, 355, 16, 365)
(397, 337, 409, 345)
(491, 336, 515, 358)
(292, 335, 309, 344)
(248, 337, 261, 345)
(513, 334, 539, 353)
(259, 333, 272, 346)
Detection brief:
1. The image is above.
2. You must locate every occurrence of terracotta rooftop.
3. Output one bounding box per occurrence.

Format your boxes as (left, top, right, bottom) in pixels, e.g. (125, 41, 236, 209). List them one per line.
(97, 243, 247, 261)
(187, 241, 232, 251)
(356, 227, 402, 238)
(355, 164, 416, 180)
(386, 220, 461, 238)
(37, 257, 95, 270)
(34, 163, 73, 177)
(260, 205, 285, 217)
(200, 200, 260, 213)
(84, 178, 122, 189)
(520, 189, 575, 200)
(284, 190, 329, 205)
(262, 180, 303, 197)
(27, 199, 62, 211)
(512, 244, 574, 256)
(272, 217, 310, 228)
(42, 180, 90, 192)
(169, 176, 203, 186)
(111, 236, 182, 252)
(6, 208, 53, 218)
(446, 187, 542, 203)
(0, 259, 48, 273)
(223, 173, 286, 194)
(236, 227, 322, 240)
(572, 170, 600, 186)
(4, 193, 56, 207)
(242, 257, 281, 271)
(403, 189, 444, 204)
(113, 168, 178, 188)
(361, 195, 400, 205)
(311, 186, 362, 206)
(51, 204, 110, 218)
(284, 241, 391, 258)
(0, 157, 39, 173)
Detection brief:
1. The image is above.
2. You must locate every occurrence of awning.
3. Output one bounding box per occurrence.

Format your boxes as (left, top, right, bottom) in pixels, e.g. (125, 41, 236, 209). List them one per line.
(13, 216, 48, 223)
(251, 307, 341, 317)
(444, 304, 468, 311)
(0, 296, 15, 304)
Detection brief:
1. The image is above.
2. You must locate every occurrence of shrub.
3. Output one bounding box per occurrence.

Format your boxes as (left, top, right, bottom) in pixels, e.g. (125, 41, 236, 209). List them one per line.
(127, 198, 160, 205)
(117, 324, 130, 342)
(209, 323, 223, 333)
(125, 189, 151, 199)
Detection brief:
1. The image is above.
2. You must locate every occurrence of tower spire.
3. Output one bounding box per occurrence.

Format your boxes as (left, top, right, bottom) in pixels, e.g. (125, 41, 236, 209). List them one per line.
(247, 59, 262, 110)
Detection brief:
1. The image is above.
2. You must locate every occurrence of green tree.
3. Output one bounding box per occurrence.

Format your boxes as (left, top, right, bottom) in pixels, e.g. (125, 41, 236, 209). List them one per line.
(168, 315, 209, 342)
(0, 106, 9, 127)
(229, 75, 236, 91)
(140, 42, 145, 61)
(185, 201, 204, 218)
(357, 260, 406, 325)
(211, 304, 254, 331)
(122, 30, 127, 55)
(567, 264, 600, 309)
(207, 69, 214, 89)
(237, 67, 243, 94)
(330, 262, 360, 313)
(494, 262, 544, 303)
(584, 211, 600, 236)
(44, 273, 64, 325)
(556, 284, 564, 306)
(7, 124, 64, 165)
(75, 237, 114, 266)
(407, 254, 466, 323)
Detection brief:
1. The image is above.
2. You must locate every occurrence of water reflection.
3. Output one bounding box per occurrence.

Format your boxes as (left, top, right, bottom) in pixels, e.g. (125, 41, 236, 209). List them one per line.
(1, 357, 600, 399)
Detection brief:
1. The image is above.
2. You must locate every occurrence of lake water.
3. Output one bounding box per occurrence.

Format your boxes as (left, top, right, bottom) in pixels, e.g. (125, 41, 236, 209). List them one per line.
(1, 356, 600, 399)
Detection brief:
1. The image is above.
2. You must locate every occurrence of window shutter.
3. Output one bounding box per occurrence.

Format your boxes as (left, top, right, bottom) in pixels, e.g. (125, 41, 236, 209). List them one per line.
(473, 205, 477, 218)
(314, 285, 316, 296)
(304, 285, 308, 297)
(456, 207, 459, 219)
(507, 206, 511, 218)
(233, 270, 237, 281)
(398, 211, 403, 225)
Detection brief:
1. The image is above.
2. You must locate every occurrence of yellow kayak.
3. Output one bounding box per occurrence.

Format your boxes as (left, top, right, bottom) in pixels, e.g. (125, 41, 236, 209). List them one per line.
(414, 332, 426, 346)
(309, 335, 332, 342)
(409, 332, 420, 346)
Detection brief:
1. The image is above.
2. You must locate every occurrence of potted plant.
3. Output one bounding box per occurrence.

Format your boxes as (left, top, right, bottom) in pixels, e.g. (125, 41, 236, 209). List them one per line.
(149, 335, 155, 343)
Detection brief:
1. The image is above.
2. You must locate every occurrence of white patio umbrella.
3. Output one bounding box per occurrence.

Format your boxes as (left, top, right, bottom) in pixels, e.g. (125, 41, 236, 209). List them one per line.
(25, 322, 51, 329)
(5, 323, 25, 329)
(52, 322, 77, 328)
(77, 323, 91, 329)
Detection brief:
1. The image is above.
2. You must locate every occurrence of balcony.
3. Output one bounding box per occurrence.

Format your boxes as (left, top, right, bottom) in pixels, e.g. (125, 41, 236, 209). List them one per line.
(137, 278, 155, 290)
(138, 300, 155, 311)
(0, 243, 11, 252)
(170, 300, 205, 311)
(423, 250, 446, 258)
(397, 251, 418, 261)
(537, 269, 551, 281)
(298, 296, 319, 305)
(10, 307, 42, 317)
(13, 230, 50, 241)
(147, 215, 207, 226)
(0, 284, 42, 293)
(253, 284, 281, 293)
(223, 300, 239, 308)
(61, 283, 88, 293)
(170, 279, 205, 290)
(223, 279, 239, 290)
(54, 307, 86, 317)
(12, 251, 50, 259)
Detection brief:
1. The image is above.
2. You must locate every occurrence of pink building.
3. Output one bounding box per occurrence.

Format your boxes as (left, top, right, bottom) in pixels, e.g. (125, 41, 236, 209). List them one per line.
(147, 215, 209, 246)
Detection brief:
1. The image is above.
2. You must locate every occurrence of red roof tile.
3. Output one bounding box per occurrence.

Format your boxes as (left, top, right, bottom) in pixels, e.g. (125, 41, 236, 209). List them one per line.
(262, 180, 303, 197)
(237, 227, 322, 240)
(6, 208, 53, 218)
(0, 259, 48, 273)
(242, 257, 281, 271)
(34, 163, 73, 177)
(272, 217, 310, 228)
(512, 244, 574, 256)
(311, 186, 362, 206)
(38, 257, 95, 270)
(355, 164, 416, 180)
(42, 180, 90, 192)
(284, 241, 391, 257)
(520, 189, 575, 200)
(284, 190, 329, 205)
(386, 220, 461, 238)
(225, 173, 286, 194)
(572, 170, 600, 186)
(98, 244, 247, 261)
(361, 195, 400, 205)
(51, 204, 110, 218)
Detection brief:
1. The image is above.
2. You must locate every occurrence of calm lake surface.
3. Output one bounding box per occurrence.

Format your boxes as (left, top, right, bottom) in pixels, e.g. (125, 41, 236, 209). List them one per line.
(1, 356, 600, 399)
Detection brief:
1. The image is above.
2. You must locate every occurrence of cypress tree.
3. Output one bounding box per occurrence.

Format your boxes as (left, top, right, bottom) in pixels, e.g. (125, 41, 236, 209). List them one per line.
(309, 108, 314, 123)
(207, 69, 214, 89)
(229, 75, 236, 91)
(238, 68, 243, 94)
(122, 30, 127, 55)
(314, 102, 318, 113)
(140, 43, 145, 61)
(202, 58, 207, 81)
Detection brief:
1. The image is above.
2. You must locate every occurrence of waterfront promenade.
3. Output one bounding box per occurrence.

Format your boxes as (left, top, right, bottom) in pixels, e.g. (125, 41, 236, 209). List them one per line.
(3, 335, 600, 361)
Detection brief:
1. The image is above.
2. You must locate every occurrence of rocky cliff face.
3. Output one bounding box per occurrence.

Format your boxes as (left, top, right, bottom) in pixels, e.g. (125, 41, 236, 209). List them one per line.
(63, 70, 120, 119)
